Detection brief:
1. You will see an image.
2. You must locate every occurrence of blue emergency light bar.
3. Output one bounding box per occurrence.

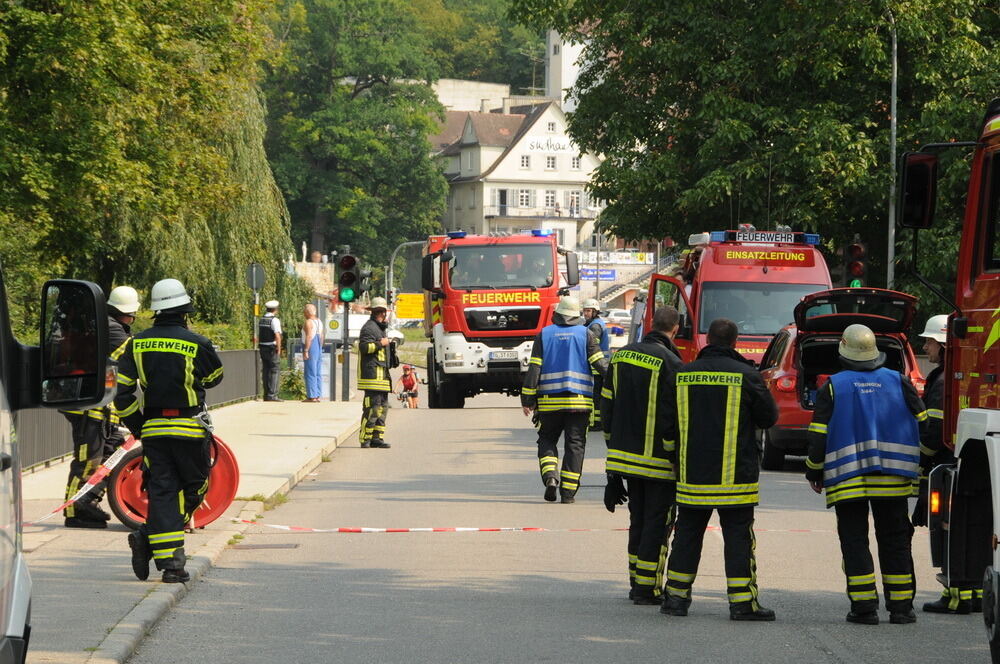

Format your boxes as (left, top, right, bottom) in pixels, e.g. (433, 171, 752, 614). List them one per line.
(706, 230, 821, 245)
(447, 231, 467, 239)
(531, 229, 554, 237)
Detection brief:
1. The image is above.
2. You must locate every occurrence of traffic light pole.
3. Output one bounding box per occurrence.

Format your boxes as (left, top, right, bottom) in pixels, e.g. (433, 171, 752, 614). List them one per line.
(341, 304, 351, 401)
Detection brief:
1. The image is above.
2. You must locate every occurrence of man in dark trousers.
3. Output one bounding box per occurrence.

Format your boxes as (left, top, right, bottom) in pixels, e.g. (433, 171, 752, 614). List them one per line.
(522, 296, 608, 503)
(358, 297, 392, 448)
(117, 279, 224, 583)
(583, 298, 610, 432)
(661, 318, 778, 621)
(259, 300, 282, 401)
(806, 323, 925, 625)
(601, 306, 683, 605)
(61, 284, 139, 528)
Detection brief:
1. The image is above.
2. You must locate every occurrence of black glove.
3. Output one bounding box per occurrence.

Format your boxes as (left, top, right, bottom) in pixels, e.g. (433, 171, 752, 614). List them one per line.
(911, 479, 928, 527)
(603, 473, 628, 513)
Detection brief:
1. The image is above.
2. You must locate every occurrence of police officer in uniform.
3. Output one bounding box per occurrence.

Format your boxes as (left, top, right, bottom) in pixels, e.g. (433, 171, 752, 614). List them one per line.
(582, 298, 610, 431)
(359, 297, 391, 448)
(259, 300, 282, 401)
(661, 318, 778, 621)
(118, 279, 224, 583)
(601, 306, 683, 605)
(522, 296, 608, 503)
(914, 315, 983, 614)
(806, 324, 925, 625)
(61, 285, 139, 528)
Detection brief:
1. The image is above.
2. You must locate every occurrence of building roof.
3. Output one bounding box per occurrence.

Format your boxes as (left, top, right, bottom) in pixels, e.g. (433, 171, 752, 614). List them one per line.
(428, 111, 469, 154)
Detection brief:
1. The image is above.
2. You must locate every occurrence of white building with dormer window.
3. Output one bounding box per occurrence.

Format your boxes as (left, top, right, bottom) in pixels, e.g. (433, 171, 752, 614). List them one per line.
(430, 99, 603, 250)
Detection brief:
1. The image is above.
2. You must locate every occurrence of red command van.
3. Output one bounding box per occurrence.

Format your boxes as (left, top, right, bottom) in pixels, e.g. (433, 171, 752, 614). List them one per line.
(642, 227, 833, 364)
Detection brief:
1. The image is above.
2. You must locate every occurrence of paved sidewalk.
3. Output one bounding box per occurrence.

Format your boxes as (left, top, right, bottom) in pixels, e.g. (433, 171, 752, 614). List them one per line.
(21, 399, 361, 664)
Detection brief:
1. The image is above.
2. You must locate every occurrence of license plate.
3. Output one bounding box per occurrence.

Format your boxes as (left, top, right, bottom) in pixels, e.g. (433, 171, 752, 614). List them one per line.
(489, 351, 518, 360)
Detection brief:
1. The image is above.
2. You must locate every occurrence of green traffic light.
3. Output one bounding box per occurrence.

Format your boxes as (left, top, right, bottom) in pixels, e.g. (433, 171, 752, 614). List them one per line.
(849, 279, 863, 288)
(339, 287, 356, 302)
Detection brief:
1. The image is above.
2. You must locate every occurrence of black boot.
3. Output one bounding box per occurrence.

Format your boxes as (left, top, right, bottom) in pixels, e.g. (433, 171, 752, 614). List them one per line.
(543, 478, 558, 502)
(76, 499, 111, 522)
(370, 440, 391, 449)
(660, 594, 690, 616)
(161, 547, 190, 583)
(633, 593, 661, 606)
(730, 603, 776, 621)
(559, 490, 576, 504)
(128, 531, 151, 581)
(923, 592, 971, 615)
(65, 516, 107, 529)
(846, 610, 879, 625)
(889, 609, 916, 624)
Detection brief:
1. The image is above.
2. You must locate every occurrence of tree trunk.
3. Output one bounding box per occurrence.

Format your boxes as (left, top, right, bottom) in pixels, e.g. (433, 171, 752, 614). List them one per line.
(311, 205, 329, 255)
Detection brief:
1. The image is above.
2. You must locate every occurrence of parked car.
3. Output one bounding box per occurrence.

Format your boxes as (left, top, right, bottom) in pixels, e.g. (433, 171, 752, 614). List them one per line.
(757, 287, 925, 470)
(605, 309, 631, 327)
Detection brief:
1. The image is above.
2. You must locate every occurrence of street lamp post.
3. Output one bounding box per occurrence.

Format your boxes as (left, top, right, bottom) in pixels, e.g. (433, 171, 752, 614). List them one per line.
(886, 12, 898, 289)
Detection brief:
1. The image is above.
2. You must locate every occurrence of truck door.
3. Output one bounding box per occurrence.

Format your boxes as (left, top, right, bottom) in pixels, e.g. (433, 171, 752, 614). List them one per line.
(648, 274, 695, 361)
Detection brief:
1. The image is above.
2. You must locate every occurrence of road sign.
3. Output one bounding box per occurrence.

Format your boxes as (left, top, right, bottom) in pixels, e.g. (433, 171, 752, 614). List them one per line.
(395, 292, 424, 319)
(246, 263, 266, 291)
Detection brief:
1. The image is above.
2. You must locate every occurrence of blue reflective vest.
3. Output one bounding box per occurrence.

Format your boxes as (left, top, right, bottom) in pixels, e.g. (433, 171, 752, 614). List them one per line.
(824, 368, 920, 486)
(590, 317, 611, 358)
(538, 324, 593, 397)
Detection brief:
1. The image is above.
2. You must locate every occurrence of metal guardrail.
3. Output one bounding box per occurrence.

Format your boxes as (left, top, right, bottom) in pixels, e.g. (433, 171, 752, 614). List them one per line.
(17, 349, 258, 470)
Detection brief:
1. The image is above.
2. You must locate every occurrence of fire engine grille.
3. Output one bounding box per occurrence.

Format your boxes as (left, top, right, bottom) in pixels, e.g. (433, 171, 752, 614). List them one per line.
(464, 307, 540, 332)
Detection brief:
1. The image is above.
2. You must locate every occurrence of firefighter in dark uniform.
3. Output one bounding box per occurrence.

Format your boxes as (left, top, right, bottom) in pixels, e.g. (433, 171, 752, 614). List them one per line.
(914, 315, 983, 614)
(359, 297, 391, 449)
(521, 296, 608, 503)
(601, 305, 683, 605)
(118, 279, 224, 583)
(661, 318, 778, 621)
(583, 298, 610, 432)
(62, 285, 139, 528)
(805, 324, 925, 625)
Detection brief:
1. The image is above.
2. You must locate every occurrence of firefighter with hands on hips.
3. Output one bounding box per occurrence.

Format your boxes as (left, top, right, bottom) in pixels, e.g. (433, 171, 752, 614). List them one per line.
(116, 279, 224, 583)
(661, 318, 778, 621)
(358, 297, 392, 449)
(913, 315, 982, 614)
(601, 305, 683, 605)
(61, 285, 139, 528)
(805, 323, 926, 625)
(582, 298, 610, 432)
(521, 296, 608, 503)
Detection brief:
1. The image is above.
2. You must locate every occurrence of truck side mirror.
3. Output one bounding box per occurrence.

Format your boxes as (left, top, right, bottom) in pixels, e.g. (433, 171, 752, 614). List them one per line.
(565, 252, 579, 286)
(421, 255, 441, 292)
(952, 316, 968, 339)
(39, 280, 113, 408)
(898, 152, 939, 229)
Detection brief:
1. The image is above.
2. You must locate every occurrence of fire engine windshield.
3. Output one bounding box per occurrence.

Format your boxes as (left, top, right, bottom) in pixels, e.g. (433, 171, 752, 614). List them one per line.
(448, 244, 554, 289)
(699, 282, 828, 336)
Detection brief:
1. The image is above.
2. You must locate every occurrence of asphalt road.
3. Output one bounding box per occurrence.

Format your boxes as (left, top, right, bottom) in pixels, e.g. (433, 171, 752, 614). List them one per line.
(128, 394, 987, 664)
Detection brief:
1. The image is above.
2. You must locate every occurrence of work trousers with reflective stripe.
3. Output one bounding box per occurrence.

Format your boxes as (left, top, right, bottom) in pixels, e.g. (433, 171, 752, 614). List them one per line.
(63, 413, 121, 516)
(140, 436, 211, 570)
(589, 374, 603, 430)
(665, 505, 759, 610)
(834, 497, 915, 613)
(626, 478, 676, 600)
(361, 391, 388, 444)
(535, 411, 588, 496)
(260, 345, 280, 399)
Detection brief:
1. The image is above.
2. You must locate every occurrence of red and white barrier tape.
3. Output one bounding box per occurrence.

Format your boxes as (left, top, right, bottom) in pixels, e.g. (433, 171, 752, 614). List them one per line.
(235, 519, 836, 535)
(26, 435, 140, 525)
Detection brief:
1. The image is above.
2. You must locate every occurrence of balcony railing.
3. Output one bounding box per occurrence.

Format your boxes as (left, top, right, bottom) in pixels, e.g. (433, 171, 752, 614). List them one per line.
(482, 205, 598, 220)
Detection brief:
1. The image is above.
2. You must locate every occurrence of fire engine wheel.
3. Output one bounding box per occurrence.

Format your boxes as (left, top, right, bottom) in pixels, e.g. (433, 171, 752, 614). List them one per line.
(107, 436, 240, 531)
(760, 430, 785, 471)
(438, 379, 465, 409)
(427, 348, 440, 409)
(983, 566, 1000, 663)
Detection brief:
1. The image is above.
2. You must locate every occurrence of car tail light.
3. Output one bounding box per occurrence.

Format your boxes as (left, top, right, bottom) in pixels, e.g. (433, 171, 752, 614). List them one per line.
(930, 490, 941, 514)
(776, 376, 796, 392)
(912, 374, 926, 396)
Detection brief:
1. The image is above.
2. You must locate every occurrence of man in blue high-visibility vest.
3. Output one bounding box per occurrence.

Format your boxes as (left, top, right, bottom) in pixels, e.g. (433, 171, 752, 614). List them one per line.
(522, 296, 608, 503)
(806, 324, 926, 626)
(583, 298, 610, 432)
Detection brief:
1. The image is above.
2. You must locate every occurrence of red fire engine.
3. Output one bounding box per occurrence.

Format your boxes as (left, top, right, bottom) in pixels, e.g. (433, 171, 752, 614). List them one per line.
(641, 226, 833, 363)
(421, 231, 579, 408)
(899, 98, 1000, 660)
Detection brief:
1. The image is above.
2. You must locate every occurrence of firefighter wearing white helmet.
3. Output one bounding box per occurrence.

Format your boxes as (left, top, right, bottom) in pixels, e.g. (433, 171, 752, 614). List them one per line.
(582, 298, 610, 431)
(805, 323, 927, 625)
(116, 278, 224, 583)
(358, 296, 391, 448)
(521, 296, 609, 503)
(60, 284, 139, 529)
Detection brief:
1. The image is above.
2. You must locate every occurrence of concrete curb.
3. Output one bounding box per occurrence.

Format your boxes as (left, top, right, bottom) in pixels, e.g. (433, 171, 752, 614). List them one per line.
(84, 421, 360, 664)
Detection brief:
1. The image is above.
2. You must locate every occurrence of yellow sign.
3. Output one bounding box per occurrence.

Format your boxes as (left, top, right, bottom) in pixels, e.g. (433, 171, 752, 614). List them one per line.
(461, 291, 542, 305)
(328, 320, 339, 330)
(395, 292, 425, 319)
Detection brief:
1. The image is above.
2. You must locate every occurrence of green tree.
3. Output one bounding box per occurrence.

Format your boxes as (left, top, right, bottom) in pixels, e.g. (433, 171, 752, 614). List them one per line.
(265, 0, 447, 264)
(509, 0, 1000, 297)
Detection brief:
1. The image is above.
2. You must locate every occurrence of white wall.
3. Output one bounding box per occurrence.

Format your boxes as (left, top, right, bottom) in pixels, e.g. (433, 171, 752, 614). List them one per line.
(433, 79, 510, 112)
(545, 31, 585, 113)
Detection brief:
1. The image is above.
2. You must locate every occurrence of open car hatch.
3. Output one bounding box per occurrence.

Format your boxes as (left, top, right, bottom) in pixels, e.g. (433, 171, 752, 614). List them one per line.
(793, 287, 917, 334)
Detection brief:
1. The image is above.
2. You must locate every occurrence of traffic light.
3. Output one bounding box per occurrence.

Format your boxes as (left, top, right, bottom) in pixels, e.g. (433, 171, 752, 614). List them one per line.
(337, 254, 360, 302)
(844, 242, 867, 287)
(358, 267, 373, 296)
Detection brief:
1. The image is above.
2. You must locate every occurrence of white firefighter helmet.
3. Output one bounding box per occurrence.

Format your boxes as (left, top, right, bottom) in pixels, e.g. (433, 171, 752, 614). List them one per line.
(582, 298, 601, 312)
(368, 297, 388, 311)
(107, 286, 140, 314)
(918, 314, 948, 344)
(150, 278, 191, 313)
(839, 324, 880, 363)
(555, 296, 582, 318)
